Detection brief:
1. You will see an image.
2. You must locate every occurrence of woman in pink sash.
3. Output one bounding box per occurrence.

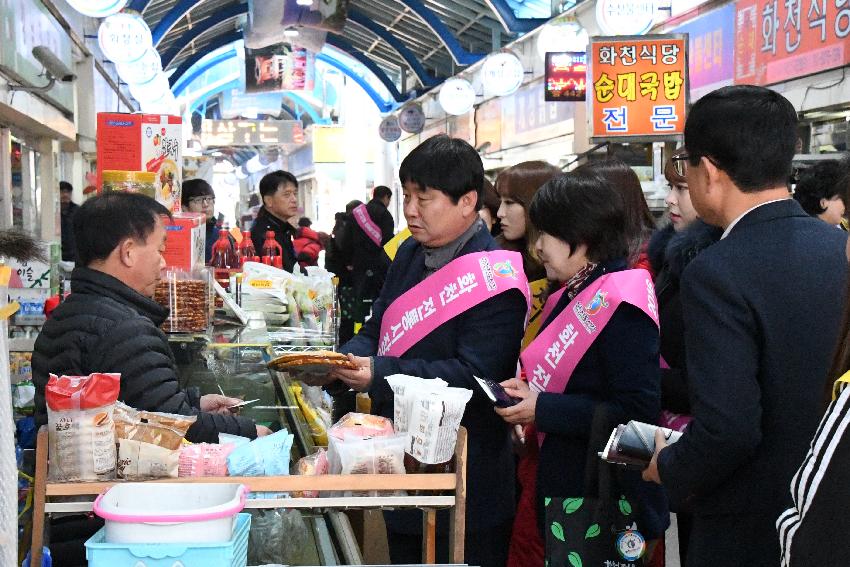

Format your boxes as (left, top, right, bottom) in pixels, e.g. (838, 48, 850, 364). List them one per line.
(497, 168, 668, 567)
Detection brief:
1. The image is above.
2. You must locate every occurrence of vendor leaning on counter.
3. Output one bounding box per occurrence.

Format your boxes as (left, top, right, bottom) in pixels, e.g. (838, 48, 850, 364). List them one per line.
(32, 192, 272, 442)
(326, 135, 530, 567)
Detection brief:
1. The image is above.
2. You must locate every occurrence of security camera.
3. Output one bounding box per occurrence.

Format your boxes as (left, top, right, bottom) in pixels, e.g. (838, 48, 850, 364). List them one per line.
(32, 46, 76, 82)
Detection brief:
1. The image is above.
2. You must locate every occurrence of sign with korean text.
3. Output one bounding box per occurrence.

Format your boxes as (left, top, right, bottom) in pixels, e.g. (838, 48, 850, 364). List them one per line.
(545, 51, 588, 101)
(200, 119, 304, 147)
(669, 3, 735, 99)
(589, 35, 688, 141)
(734, 0, 850, 86)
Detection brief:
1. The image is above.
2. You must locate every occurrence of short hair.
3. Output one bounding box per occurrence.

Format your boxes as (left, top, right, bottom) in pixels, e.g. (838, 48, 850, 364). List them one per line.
(73, 193, 171, 266)
(181, 178, 214, 208)
(259, 170, 298, 199)
(579, 158, 655, 263)
(529, 169, 628, 263)
(59, 181, 73, 193)
(793, 160, 845, 216)
(298, 216, 312, 227)
(373, 185, 392, 202)
(399, 135, 484, 209)
(345, 200, 362, 214)
(684, 85, 798, 193)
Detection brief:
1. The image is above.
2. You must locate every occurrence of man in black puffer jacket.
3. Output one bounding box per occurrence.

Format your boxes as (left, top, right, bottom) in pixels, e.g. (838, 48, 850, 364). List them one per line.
(33, 193, 269, 443)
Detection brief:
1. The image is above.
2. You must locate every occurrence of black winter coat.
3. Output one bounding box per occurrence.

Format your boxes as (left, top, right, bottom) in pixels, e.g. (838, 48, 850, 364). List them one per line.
(348, 198, 394, 302)
(647, 221, 721, 414)
(33, 267, 257, 443)
(250, 206, 298, 273)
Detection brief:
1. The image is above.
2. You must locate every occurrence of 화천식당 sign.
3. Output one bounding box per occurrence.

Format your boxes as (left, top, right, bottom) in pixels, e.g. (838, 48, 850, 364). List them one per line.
(589, 35, 688, 141)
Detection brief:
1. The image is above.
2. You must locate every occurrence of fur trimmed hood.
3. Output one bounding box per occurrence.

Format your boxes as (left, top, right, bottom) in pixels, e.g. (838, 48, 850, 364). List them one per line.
(648, 220, 722, 279)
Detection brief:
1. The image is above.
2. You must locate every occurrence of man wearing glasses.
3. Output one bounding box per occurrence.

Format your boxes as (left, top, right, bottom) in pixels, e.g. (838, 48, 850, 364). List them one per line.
(182, 178, 220, 262)
(642, 85, 848, 565)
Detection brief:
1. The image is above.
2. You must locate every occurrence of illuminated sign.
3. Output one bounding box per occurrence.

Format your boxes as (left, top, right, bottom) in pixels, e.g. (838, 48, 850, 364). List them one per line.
(589, 35, 688, 141)
(199, 120, 305, 147)
(545, 51, 587, 102)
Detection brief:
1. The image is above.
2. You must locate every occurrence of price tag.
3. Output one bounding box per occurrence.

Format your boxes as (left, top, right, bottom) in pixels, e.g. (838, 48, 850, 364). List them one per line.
(250, 279, 273, 289)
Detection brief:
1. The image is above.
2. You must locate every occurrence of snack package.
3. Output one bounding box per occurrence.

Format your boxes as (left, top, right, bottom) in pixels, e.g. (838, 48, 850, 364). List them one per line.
(219, 433, 251, 446)
(178, 443, 237, 477)
(327, 433, 406, 497)
(329, 412, 395, 440)
(117, 439, 179, 480)
(385, 375, 448, 433)
(291, 383, 329, 445)
(153, 270, 211, 333)
(226, 429, 294, 477)
(291, 449, 329, 497)
(46, 373, 121, 482)
(406, 387, 472, 466)
(113, 402, 196, 450)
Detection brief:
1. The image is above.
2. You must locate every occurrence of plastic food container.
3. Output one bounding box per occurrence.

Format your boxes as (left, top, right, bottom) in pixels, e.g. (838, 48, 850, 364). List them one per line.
(92, 482, 248, 544)
(153, 269, 212, 333)
(86, 512, 250, 567)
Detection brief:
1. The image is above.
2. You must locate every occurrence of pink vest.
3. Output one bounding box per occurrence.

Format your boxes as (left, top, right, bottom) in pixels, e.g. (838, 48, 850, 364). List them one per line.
(352, 204, 383, 247)
(520, 269, 659, 445)
(378, 250, 531, 357)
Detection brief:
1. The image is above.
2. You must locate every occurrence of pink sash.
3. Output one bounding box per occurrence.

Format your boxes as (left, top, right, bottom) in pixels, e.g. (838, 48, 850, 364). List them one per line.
(378, 250, 531, 357)
(352, 204, 383, 247)
(520, 269, 659, 445)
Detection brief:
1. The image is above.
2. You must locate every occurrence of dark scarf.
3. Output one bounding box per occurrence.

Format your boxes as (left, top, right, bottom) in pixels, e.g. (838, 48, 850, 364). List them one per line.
(564, 261, 599, 300)
(422, 218, 485, 277)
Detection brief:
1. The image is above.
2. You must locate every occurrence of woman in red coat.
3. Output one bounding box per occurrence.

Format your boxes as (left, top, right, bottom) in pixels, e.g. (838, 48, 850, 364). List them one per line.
(293, 217, 323, 268)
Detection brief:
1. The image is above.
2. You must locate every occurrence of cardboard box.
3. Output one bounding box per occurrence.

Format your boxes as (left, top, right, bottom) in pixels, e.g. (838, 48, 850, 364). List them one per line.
(163, 212, 206, 272)
(96, 113, 183, 212)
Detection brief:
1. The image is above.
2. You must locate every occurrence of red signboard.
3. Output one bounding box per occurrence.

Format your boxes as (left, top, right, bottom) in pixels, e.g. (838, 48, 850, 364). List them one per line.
(589, 35, 688, 141)
(735, 0, 850, 85)
(545, 52, 588, 101)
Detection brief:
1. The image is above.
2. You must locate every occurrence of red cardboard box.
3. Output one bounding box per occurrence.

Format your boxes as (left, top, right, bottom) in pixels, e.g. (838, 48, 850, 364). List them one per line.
(163, 212, 206, 272)
(96, 113, 183, 212)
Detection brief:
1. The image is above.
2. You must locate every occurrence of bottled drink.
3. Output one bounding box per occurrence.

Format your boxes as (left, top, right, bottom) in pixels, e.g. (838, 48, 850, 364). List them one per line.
(239, 230, 259, 265)
(210, 229, 237, 290)
(261, 230, 283, 269)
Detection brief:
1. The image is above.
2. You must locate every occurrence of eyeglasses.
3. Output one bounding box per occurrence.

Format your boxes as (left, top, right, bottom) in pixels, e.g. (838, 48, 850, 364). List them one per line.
(189, 196, 215, 205)
(671, 154, 691, 177)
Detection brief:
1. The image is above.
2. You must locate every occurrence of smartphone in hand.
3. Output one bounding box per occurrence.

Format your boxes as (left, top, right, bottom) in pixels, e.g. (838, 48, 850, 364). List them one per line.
(474, 376, 520, 408)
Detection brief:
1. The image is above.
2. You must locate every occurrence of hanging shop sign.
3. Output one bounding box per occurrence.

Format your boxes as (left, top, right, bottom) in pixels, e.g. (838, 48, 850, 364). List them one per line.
(98, 12, 152, 64)
(669, 3, 735, 99)
(734, 0, 850, 86)
(281, 0, 348, 33)
(545, 51, 587, 102)
(589, 35, 688, 141)
(482, 52, 524, 97)
(116, 47, 162, 85)
(595, 0, 658, 36)
(379, 115, 402, 142)
(200, 119, 304, 147)
(537, 21, 589, 59)
(245, 44, 315, 94)
(398, 104, 426, 133)
(438, 78, 476, 116)
(66, 0, 127, 17)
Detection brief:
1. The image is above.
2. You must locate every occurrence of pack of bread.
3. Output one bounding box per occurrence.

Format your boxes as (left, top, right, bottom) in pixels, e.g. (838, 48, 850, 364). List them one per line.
(112, 402, 196, 480)
(327, 413, 404, 496)
(46, 373, 121, 482)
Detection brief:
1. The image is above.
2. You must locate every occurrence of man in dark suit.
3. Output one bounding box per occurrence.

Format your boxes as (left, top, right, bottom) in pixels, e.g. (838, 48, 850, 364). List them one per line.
(643, 85, 848, 566)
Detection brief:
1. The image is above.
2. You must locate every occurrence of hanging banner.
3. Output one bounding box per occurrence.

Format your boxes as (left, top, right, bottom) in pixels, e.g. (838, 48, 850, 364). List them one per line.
(734, 0, 850, 86)
(669, 3, 735, 100)
(589, 35, 688, 142)
(245, 44, 315, 94)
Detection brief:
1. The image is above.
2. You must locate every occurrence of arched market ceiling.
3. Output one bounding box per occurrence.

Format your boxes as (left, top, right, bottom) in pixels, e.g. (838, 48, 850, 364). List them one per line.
(129, 0, 560, 100)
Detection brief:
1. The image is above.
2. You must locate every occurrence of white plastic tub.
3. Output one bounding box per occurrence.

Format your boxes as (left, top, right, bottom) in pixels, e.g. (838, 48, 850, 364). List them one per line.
(93, 482, 248, 544)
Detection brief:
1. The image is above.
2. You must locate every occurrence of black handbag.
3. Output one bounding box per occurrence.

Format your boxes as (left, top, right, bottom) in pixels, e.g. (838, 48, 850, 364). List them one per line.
(545, 404, 648, 567)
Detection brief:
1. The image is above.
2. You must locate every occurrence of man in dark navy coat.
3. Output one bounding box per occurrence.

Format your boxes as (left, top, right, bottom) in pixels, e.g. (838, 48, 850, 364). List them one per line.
(330, 135, 527, 567)
(643, 86, 848, 566)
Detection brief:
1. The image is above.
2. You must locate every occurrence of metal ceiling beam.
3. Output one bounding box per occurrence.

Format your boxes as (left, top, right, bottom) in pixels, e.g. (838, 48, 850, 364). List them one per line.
(161, 3, 246, 68)
(483, 0, 548, 33)
(348, 8, 439, 86)
(315, 52, 397, 113)
(390, 0, 484, 66)
(169, 30, 242, 92)
(326, 35, 403, 102)
(128, 0, 151, 12)
(152, 0, 208, 46)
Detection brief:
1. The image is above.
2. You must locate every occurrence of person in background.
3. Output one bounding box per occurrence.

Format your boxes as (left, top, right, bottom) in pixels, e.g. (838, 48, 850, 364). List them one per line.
(478, 178, 501, 236)
(293, 216, 323, 268)
(499, 169, 668, 567)
(642, 85, 848, 567)
(250, 170, 299, 272)
(325, 200, 362, 346)
(792, 160, 846, 227)
(646, 147, 722, 565)
(586, 159, 656, 273)
(348, 185, 394, 325)
(181, 179, 218, 262)
(59, 181, 78, 262)
(330, 135, 528, 567)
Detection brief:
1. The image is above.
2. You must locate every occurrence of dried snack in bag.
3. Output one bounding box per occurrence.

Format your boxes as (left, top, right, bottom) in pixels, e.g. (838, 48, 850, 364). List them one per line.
(46, 373, 121, 482)
(385, 375, 448, 433)
(113, 402, 196, 450)
(405, 387, 472, 475)
(327, 433, 406, 497)
(117, 439, 179, 480)
(291, 449, 329, 497)
(178, 443, 237, 477)
(226, 429, 294, 476)
(330, 412, 395, 440)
